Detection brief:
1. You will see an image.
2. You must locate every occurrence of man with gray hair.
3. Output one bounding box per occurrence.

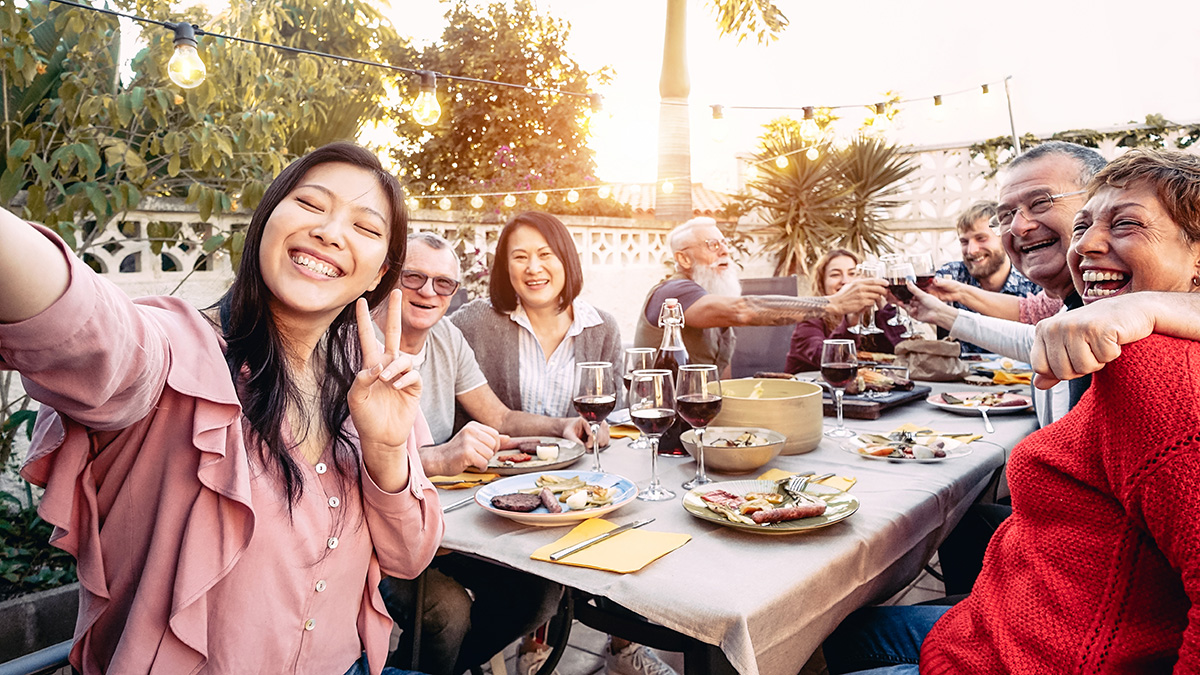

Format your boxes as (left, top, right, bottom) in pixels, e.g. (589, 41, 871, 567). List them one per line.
(633, 217, 886, 376)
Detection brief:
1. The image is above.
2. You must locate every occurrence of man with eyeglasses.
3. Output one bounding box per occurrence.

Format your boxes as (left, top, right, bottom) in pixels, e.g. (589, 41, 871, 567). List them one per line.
(634, 217, 886, 377)
(374, 231, 583, 675)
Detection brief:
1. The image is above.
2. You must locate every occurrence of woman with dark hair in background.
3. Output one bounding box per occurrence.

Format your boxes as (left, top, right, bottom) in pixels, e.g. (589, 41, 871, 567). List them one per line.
(784, 248, 904, 373)
(2, 142, 441, 675)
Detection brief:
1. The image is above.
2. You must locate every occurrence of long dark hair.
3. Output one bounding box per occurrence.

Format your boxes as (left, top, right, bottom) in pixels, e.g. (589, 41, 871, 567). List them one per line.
(217, 142, 407, 509)
(489, 211, 583, 313)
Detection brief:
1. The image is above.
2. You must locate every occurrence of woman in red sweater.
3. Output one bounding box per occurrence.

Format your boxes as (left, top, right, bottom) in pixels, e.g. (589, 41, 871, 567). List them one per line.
(824, 148, 1200, 674)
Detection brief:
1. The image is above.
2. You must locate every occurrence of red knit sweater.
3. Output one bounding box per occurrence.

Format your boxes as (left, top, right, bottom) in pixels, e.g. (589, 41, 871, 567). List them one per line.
(921, 334, 1200, 674)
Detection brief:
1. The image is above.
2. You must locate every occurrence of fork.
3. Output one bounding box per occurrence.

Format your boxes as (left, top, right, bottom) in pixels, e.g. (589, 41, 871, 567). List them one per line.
(784, 472, 835, 498)
(978, 405, 996, 434)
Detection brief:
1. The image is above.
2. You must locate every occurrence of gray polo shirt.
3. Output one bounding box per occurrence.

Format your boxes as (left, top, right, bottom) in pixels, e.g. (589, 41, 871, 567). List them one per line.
(411, 320, 488, 444)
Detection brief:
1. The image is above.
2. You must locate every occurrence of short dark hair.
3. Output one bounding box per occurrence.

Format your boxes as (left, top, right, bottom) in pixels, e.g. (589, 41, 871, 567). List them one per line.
(1008, 141, 1107, 189)
(1087, 148, 1200, 244)
(955, 201, 998, 235)
(489, 211, 583, 313)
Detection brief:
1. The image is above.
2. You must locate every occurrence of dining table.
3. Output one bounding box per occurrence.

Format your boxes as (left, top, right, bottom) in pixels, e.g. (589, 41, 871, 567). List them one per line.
(436, 381, 1040, 675)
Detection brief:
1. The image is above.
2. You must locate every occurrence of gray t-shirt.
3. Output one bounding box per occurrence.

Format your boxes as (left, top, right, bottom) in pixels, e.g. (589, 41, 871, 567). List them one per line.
(413, 320, 488, 444)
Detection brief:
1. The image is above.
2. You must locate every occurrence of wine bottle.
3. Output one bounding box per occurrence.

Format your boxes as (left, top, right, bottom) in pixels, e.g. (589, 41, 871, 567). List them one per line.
(653, 298, 689, 456)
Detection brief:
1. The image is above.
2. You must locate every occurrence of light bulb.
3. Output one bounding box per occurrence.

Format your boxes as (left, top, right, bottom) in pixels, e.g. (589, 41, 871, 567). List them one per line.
(567, 189, 579, 203)
(412, 71, 441, 126)
(710, 104, 727, 143)
(535, 192, 548, 205)
(775, 156, 789, 169)
(406, 197, 419, 211)
(833, 136, 851, 152)
(931, 94, 946, 123)
(470, 195, 484, 209)
(597, 186, 611, 199)
(438, 197, 451, 210)
(167, 23, 206, 89)
(745, 164, 758, 180)
(806, 147, 820, 160)
(799, 107, 821, 143)
(661, 181, 674, 194)
(503, 194, 516, 208)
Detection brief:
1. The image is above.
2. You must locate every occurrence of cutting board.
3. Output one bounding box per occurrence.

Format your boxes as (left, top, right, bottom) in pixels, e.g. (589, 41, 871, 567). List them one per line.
(822, 385, 932, 420)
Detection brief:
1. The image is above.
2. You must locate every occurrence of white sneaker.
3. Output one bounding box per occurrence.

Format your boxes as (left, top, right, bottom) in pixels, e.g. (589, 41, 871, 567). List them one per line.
(605, 640, 678, 675)
(516, 646, 558, 675)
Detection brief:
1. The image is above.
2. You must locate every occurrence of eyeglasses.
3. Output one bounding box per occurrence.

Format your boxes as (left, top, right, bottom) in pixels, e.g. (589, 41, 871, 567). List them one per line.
(991, 189, 1088, 232)
(399, 269, 460, 296)
(682, 237, 730, 253)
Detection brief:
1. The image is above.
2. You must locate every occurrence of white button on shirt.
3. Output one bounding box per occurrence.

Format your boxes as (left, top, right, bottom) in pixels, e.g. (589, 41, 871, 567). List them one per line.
(328, 496, 340, 508)
(315, 580, 326, 592)
(314, 462, 327, 475)
(304, 618, 315, 631)
(327, 537, 338, 549)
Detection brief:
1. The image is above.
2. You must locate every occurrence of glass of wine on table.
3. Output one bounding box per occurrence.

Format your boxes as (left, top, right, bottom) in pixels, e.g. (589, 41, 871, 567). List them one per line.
(621, 347, 656, 450)
(629, 369, 677, 501)
(573, 361, 617, 472)
(676, 364, 722, 489)
(821, 339, 858, 439)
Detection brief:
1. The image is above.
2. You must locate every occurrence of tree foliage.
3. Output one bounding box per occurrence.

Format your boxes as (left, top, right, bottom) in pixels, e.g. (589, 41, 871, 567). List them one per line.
(736, 121, 916, 277)
(706, 0, 789, 44)
(386, 0, 629, 218)
(0, 0, 402, 258)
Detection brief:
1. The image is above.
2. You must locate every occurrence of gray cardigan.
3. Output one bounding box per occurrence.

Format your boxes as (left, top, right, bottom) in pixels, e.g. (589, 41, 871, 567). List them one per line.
(449, 298, 623, 415)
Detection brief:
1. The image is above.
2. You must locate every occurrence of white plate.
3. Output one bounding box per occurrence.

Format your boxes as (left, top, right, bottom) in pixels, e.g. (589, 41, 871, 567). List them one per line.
(840, 434, 972, 463)
(926, 391, 1033, 415)
(475, 470, 638, 527)
(682, 479, 858, 535)
(973, 357, 1032, 372)
(477, 437, 586, 476)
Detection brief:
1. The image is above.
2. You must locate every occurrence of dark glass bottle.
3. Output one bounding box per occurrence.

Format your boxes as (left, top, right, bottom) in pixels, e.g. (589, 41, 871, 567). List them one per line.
(653, 298, 689, 456)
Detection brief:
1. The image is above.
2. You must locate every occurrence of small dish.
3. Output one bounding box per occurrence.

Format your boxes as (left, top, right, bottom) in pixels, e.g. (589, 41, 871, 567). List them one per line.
(926, 391, 1032, 415)
(474, 437, 586, 476)
(679, 426, 785, 474)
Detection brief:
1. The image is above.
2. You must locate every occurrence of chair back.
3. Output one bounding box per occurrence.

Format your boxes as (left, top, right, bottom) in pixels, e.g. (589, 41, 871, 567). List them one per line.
(730, 276, 798, 378)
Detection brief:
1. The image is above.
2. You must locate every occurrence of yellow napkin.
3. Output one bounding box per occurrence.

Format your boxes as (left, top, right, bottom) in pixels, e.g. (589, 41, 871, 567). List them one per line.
(428, 472, 499, 489)
(609, 424, 641, 440)
(891, 422, 981, 445)
(756, 468, 857, 492)
(993, 370, 1032, 386)
(531, 518, 690, 573)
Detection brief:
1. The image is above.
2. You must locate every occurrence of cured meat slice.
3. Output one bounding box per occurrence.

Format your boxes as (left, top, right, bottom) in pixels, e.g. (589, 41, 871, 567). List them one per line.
(490, 493, 542, 512)
(750, 503, 825, 523)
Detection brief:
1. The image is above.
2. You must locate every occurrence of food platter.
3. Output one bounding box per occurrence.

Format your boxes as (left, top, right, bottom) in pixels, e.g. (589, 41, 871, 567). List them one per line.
(475, 437, 586, 476)
(681, 479, 858, 535)
(840, 433, 973, 463)
(926, 391, 1032, 415)
(474, 470, 638, 526)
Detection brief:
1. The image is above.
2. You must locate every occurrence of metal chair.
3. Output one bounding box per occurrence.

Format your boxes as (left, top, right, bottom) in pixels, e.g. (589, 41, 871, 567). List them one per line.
(730, 276, 798, 378)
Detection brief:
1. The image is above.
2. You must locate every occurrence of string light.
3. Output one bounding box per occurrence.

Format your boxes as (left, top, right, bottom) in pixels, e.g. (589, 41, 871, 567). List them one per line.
(799, 106, 821, 143)
(833, 135, 851, 152)
(503, 194, 516, 207)
(805, 147, 820, 160)
(406, 197, 419, 211)
(981, 84, 990, 95)
(167, 22, 206, 88)
(661, 181, 674, 194)
(710, 104, 727, 143)
(566, 189, 579, 203)
(412, 71, 441, 126)
(469, 195, 484, 209)
(438, 197, 451, 210)
(932, 94, 946, 122)
(597, 186, 611, 199)
(774, 156, 789, 168)
(535, 192, 549, 205)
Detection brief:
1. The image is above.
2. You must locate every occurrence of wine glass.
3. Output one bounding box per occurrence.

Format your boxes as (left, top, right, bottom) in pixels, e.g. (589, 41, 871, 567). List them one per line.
(850, 261, 885, 335)
(621, 347, 656, 450)
(629, 369, 677, 501)
(821, 339, 858, 438)
(908, 253, 935, 291)
(885, 259, 920, 338)
(676, 365, 721, 489)
(572, 362, 617, 472)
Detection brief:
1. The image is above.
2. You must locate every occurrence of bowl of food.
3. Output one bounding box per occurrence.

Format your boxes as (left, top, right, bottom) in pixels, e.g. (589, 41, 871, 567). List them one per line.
(680, 426, 786, 474)
(709, 378, 823, 455)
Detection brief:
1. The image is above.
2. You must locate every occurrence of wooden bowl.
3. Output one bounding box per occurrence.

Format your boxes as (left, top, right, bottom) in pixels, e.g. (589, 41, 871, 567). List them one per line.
(708, 378, 823, 455)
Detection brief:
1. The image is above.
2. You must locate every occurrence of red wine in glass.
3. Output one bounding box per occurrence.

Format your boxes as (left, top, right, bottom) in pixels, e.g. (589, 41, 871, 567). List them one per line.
(821, 363, 858, 389)
(574, 394, 616, 424)
(915, 274, 935, 290)
(631, 408, 676, 436)
(888, 280, 914, 302)
(676, 394, 722, 428)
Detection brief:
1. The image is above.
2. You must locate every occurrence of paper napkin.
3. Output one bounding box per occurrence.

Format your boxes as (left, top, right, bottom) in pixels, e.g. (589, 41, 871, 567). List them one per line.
(992, 371, 1032, 386)
(891, 422, 981, 445)
(428, 472, 500, 489)
(756, 468, 857, 492)
(531, 518, 690, 573)
(608, 424, 641, 440)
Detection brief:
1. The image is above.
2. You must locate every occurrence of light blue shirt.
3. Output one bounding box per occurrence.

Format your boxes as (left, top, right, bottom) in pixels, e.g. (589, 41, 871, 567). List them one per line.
(511, 299, 604, 417)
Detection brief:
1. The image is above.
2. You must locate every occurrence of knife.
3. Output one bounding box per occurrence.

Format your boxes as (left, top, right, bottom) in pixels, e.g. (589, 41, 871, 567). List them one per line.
(548, 518, 655, 561)
(442, 496, 476, 513)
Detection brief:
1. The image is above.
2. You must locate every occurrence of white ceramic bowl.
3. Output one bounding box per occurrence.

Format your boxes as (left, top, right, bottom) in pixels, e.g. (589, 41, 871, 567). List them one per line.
(680, 426, 786, 474)
(709, 378, 824, 455)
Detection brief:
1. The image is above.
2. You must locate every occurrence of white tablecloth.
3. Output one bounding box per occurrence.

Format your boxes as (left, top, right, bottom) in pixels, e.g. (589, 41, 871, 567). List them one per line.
(438, 383, 1038, 675)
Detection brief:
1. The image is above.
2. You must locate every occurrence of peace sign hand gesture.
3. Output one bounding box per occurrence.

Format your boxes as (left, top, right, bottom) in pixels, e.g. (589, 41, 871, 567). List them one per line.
(350, 289, 422, 493)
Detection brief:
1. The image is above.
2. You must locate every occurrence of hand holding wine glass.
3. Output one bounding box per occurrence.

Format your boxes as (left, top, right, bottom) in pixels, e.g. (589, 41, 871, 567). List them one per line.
(821, 339, 858, 439)
(851, 262, 885, 335)
(677, 364, 721, 489)
(629, 369, 677, 501)
(573, 362, 617, 472)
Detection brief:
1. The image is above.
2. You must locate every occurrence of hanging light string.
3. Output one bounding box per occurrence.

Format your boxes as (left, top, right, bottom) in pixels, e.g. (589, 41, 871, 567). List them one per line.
(698, 77, 1010, 114)
(44, 0, 602, 108)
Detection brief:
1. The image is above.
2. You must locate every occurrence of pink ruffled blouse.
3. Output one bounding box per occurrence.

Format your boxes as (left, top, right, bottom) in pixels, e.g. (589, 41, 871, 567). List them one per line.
(1, 225, 443, 675)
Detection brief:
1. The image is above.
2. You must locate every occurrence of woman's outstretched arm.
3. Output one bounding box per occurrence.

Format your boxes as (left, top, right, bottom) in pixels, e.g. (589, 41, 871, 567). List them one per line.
(0, 207, 70, 322)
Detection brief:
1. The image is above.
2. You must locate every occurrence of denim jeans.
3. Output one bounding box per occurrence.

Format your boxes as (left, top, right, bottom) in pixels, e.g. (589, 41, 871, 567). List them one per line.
(342, 652, 424, 675)
(822, 605, 950, 675)
(379, 553, 563, 675)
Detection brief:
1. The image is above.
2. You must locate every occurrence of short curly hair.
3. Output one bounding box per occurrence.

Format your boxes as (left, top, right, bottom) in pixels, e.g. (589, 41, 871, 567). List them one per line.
(1086, 148, 1200, 244)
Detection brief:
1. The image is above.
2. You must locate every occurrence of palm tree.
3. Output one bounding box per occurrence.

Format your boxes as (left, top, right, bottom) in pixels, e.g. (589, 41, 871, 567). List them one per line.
(655, 0, 788, 221)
